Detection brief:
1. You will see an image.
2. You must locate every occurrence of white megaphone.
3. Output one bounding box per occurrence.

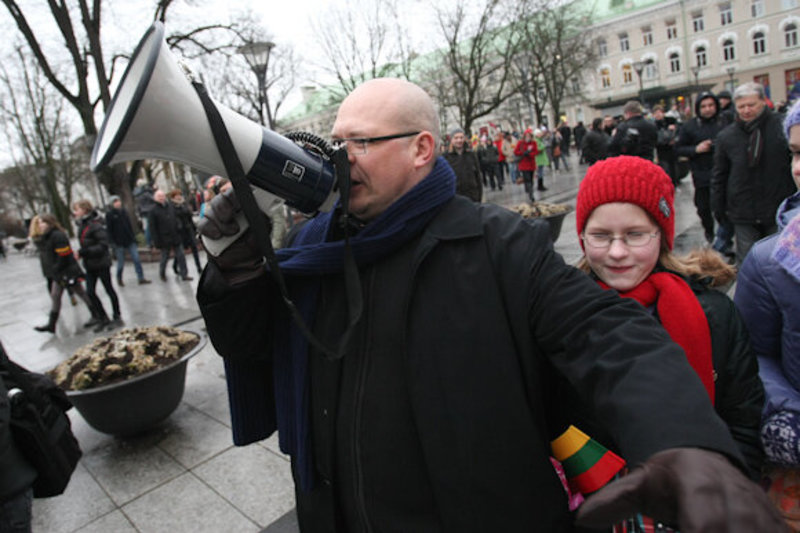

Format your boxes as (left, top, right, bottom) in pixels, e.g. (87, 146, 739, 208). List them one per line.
(91, 22, 339, 256)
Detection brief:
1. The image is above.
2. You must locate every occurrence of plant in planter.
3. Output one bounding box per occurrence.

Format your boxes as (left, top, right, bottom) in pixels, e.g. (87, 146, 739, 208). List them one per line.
(509, 202, 574, 242)
(48, 326, 205, 436)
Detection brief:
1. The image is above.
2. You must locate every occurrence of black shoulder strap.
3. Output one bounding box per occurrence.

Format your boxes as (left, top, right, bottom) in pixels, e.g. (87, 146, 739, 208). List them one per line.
(192, 83, 361, 360)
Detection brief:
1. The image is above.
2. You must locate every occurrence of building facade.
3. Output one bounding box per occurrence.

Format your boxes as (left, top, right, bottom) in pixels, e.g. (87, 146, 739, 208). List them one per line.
(565, 0, 800, 122)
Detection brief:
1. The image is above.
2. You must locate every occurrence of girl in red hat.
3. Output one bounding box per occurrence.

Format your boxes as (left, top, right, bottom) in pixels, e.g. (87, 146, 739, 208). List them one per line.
(572, 156, 764, 483)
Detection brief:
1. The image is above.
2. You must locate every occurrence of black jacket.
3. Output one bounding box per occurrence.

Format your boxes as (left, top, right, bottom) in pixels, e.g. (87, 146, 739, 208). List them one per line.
(580, 129, 609, 165)
(173, 202, 197, 247)
(199, 197, 744, 532)
(711, 108, 794, 224)
(0, 355, 37, 502)
(105, 207, 137, 248)
(675, 94, 724, 188)
(148, 202, 182, 248)
(608, 114, 657, 160)
(77, 211, 112, 271)
(443, 149, 482, 202)
(40, 228, 83, 283)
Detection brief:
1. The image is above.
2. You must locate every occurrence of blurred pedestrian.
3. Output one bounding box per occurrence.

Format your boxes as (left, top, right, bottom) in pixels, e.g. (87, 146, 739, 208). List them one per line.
(477, 137, 501, 191)
(149, 190, 192, 282)
(443, 128, 482, 202)
(169, 190, 203, 276)
(581, 118, 609, 166)
(608, 101, 657, 161)
(32, 214, 98, 333)
(514, 128, 539, 201)
(105, 195, 151, 286)
(74, 199, 121, 331)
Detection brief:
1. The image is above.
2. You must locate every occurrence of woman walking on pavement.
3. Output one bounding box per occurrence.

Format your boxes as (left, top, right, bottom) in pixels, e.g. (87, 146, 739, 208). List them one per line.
(533, 129, 550, 192)
(32, 214, 98, 333)
(73, 199, 122, 331)
(514, 128, 539, 202)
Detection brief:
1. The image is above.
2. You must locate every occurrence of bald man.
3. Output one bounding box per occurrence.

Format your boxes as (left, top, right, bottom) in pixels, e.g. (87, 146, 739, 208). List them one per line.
(198, 78, 786, 532)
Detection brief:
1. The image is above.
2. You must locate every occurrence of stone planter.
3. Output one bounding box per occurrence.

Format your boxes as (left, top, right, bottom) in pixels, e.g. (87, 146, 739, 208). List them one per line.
(65, 330, 206, 436)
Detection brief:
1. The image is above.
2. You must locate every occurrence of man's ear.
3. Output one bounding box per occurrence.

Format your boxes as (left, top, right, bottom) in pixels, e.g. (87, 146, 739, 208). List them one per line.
(413, 131, 436, 169)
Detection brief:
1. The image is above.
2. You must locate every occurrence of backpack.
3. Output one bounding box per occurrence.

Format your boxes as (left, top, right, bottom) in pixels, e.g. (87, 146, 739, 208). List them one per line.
(1, 343, 82, 498)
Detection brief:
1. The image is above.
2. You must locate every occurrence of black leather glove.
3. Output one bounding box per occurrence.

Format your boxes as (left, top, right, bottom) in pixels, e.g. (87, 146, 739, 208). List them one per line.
(575, 448, 788, 532)
(197, 188, 242, 240)
(197, 188, 266, 286)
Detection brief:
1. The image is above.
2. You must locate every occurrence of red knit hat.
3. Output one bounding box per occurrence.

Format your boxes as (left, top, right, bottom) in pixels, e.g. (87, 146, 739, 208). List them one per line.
(576, 156, 676, 249)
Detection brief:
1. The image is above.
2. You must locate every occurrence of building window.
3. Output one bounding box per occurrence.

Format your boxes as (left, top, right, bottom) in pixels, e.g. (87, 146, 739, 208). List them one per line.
(753, 31, 766, 54)
(600, 68, 611, 88)
(642, 26, 653, 46)
(622, 64, 633, 84)
(782, 0, 799, 7)
(669, 53, 681, 73)
(751, 0, 764, 18)
(695, 46, 707, 67)
(692, 12, 705, 33)
(786, 23, 799, 48)
(723, 39, 736, 61)
(719, 3, 732, 26)
(645, 60, 658, 79)
(571, 77, 581, 92)
(666, 21, 678, 40)
(598, 38, 607, 57)
(619, 33, 629, 52)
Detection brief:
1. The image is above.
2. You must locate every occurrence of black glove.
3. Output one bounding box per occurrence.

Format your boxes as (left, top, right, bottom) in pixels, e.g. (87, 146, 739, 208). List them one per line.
(575, 448, 788, 532)
(523, 149, 532, 157)
(197, 188, 267, 286)
(197, 188, 242, 240)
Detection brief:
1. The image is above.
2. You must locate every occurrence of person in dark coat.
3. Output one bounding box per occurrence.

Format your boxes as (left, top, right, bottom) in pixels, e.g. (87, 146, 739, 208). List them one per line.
(573, 121, 586, 163)
(514, 128, 539, 202)
(443, 128, 482, 202)
(149, 189, 192, 282)
(74, 199, 121, 331)
(608, 100, 658, 161)
(476, 137, 501, 191)
(711, 82, 795, 265)
(0, 342, 37, 532)
(168, 189, 203, 276)
(675, 92, 724, 244)
(195, 78, 784, 533)
(32, 214, 98, 333)
(581, 117, 609, 166)
(574, 155, 764, 478)
(717, 89, 735, 127)
(653, 105, 679, 185)
(105, 195, 150, 286)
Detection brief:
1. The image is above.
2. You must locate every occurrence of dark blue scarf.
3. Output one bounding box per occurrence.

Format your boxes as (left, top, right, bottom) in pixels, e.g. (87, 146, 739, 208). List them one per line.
(272, 157, 456, 490)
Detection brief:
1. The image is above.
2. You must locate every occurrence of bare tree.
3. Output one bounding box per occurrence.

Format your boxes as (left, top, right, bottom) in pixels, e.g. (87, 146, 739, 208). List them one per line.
(310, 0, 417, 100)
(516, 0, 597, 127)
(0, 47, 81, 231)
(429, 0, 524, 136)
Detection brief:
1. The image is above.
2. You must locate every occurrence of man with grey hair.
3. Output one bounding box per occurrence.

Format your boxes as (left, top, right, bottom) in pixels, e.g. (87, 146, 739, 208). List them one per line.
(608, 100, 657, 160)
(711, 82, 794, 264)
(197, 78, 786, 532)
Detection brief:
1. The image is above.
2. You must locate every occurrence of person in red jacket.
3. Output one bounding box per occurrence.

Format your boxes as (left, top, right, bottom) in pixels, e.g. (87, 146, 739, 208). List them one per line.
(514, 128, 539, 202)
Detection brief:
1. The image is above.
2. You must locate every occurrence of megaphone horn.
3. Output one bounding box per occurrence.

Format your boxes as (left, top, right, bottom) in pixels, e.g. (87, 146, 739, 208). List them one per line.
(91, 22, 337, 215)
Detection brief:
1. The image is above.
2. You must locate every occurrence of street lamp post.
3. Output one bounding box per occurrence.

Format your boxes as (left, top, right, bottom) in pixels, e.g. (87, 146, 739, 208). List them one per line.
(690, 65, 701, 113)
(725, 66, 736, 91)
(632, 60, 645, 104)
(237, 40, 276, 128)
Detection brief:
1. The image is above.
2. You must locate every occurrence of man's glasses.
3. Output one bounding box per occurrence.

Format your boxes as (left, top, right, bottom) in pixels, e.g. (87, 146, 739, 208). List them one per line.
(582, 231, 661, 248)
(331, 131, 420, 155)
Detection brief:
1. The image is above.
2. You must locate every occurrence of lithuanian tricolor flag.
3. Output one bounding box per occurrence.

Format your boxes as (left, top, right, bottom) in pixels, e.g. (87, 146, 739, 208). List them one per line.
(551, 425, 626, 495)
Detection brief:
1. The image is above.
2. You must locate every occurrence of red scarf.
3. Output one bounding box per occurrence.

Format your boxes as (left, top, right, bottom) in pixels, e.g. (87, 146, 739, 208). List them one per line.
(598, 272, 715, 404)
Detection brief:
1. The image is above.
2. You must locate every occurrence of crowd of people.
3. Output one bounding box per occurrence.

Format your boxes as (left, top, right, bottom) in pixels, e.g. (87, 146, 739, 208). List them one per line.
(4, 74, 799, 531)
(193, 76, 799, 531)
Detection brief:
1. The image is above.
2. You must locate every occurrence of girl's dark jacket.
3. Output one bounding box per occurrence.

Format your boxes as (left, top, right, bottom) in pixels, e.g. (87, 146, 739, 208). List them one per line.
(198, 196, 744, 532)
(40, 227, 83, 283)
(76, 211, 112, 272)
